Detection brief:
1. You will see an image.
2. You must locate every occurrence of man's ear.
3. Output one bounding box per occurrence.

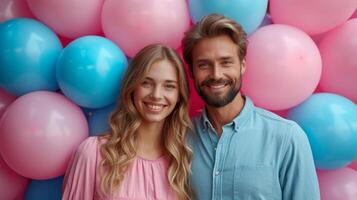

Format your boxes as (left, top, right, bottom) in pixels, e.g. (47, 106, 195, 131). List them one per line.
(241, 60, 246, 75)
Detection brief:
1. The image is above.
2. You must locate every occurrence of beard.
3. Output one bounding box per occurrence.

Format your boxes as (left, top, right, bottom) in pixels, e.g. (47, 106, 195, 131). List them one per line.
(195, 77, 242, 108)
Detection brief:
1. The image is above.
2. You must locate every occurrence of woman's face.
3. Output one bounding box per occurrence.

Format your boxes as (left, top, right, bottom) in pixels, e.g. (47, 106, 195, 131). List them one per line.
(133, 59, 179, 125)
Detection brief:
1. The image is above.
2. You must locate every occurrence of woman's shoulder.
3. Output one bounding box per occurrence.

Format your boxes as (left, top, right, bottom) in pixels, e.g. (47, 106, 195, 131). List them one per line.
(75, 136, 103, 160)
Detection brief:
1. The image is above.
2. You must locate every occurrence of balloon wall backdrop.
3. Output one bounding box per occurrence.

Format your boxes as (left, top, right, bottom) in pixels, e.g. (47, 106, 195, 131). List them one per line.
(0, 0, 356, 199)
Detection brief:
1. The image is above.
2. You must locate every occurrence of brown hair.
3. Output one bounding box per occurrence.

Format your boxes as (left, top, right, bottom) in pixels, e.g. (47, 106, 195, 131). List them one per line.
(99, 44, 193, 199)
(182, 14, 248, 70)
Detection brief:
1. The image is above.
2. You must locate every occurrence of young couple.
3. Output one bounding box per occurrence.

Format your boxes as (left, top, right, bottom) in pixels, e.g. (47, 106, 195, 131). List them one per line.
(62, 14, 320, 200)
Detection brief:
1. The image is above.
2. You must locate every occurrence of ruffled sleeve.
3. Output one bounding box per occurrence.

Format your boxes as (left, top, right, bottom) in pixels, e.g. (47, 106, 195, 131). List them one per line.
(62, 137, 100, 200)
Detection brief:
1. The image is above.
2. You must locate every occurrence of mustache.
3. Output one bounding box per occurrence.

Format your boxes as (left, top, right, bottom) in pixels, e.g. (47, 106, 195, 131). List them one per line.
(201, 78, 232, 86)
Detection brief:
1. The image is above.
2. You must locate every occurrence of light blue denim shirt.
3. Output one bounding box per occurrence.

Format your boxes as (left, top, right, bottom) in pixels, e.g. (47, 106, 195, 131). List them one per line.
(188, 97, 320, 200)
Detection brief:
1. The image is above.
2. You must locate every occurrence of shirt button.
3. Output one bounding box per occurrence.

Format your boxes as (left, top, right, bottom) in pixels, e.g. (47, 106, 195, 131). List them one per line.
(215, 171, 220, 176)
(214, 147, 217, 151)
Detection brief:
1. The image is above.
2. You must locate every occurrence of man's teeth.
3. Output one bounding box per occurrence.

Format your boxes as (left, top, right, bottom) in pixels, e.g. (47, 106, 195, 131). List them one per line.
(209, 84, 225, 89)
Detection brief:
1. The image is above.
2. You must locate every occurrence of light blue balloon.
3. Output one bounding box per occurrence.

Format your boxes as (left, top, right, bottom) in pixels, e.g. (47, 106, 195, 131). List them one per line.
(87, 103, 116, 136)
(25, 176, 64, 200)
(0, 18, 62, 96)
(56, 36, 128, 108)
(287, 93, 357, 170)
(189, 0, 268, 34)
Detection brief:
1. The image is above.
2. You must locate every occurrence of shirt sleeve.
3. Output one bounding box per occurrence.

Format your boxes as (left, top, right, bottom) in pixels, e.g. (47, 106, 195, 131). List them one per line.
(279, 122, 320, 200)
(62, 137, 99, 200)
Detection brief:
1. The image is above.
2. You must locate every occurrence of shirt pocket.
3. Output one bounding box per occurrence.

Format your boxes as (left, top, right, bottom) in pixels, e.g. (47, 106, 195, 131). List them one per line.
(233, 165, 274, 200)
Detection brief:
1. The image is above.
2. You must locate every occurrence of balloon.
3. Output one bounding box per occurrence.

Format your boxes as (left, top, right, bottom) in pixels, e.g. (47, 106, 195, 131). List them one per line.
(242, 24, 322, 110)
(0, 88, 16, 117)
(0, 91, 88, 179)
(176, 47, 204, 117)
(0, 156, 28, 200)
(102, 0, 190, 57)
(0, 18, 62, 96)
(318, 19, 357, 103)
(0, 0, 34, 22)
(87, 104, 116, 136)
(287, 93, 357, 169)
(189, 0, 268, 35)
(56, 36, 127, 109)
(349, 160, 357, 171)
(270, 0, 356, 35)
(259, 14, 273, 27)
(317, 168, 357, 200)
(24, 176, 63, 200)
(26, 0, 104, 38)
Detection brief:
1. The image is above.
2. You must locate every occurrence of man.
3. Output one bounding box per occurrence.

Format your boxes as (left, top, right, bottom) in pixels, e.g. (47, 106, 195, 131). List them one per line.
(182, 14, 320, 200)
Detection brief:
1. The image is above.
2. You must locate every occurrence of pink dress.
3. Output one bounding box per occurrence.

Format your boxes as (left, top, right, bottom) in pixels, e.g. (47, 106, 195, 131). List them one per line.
(62, 137, 177, 200)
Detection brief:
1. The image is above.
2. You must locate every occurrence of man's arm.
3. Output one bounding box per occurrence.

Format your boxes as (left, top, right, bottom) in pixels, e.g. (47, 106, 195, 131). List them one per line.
(279, 123, 320, 200)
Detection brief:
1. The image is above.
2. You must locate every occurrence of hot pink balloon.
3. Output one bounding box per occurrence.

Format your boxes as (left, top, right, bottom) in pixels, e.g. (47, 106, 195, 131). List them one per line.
(318, 168, 357, 200)
(0, 91, 88, 179)
(0, 88, 16, 117)
(26, 0, 104, 38)
(270, 0, 357, 35)
(318, 19, 357, 103)
(0, 0, 34, 22)
(349, 160, 357, 171)
(102, 0, 190, 57)
(242, 24, 322, 110)
(0, 156, 28, 200)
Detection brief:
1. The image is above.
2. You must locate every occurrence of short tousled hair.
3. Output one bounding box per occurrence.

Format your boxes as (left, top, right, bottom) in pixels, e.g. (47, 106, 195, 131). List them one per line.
(182, 14, 248, 70)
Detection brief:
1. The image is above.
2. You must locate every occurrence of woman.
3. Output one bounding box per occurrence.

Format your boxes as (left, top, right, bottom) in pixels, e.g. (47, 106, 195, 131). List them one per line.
(62, 44, 193, 200)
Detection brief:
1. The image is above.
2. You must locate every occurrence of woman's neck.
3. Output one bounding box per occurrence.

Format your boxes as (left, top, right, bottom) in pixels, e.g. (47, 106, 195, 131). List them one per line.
(135, 121, 165, 160)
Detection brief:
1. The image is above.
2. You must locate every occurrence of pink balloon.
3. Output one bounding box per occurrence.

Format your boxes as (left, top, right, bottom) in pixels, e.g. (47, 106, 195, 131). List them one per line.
(318, 19, 357, 103)
(0, 88, 16, 118)
(0, 91, 88, 179)
(242, 24, 322, 110)
(176, 47, 204, 117)
(270, 0, 357, 35)
(26, 0, 104, 38)
(102, 0, 190, 57)
(349, 160, 357, 171)
(351, 9, 357, 19)
(0, 156, 28, 200)
(0, 0, 34, 22)
(318, 168, 357, 200)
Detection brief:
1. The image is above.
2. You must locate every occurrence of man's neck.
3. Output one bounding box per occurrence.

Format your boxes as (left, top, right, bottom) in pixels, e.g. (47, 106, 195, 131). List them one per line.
(206, 94, 245, 136)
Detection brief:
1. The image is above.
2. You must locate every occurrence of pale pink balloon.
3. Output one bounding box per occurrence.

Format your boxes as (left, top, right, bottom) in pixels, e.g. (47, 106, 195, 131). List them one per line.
(242, 24, 322, 110)
(317, 168, 357, 200)
(0, 0, 34, 22)
(0, 156, 28, 200)
(270, 0, 357, 35)
(26, 0, 104, 38)
(0, 88, 16, 117)
(102, 0, 190, 57)
(318, 19, 357, 103)
(0, 91, 88, 179)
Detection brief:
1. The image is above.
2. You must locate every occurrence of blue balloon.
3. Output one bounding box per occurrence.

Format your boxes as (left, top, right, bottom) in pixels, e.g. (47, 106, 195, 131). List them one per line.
(56, 36, 128, 108)
(287, 93, 357, 170)
(25, 176, 64, 200)
(87, 103, 116, 136)
(189, 0, 268, 34)
(0, 18, 62, 96)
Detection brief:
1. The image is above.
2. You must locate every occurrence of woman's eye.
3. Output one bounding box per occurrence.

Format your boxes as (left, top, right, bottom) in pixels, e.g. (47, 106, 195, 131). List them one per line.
(165, 84, 176, 89)
(141, 81, 152, 87)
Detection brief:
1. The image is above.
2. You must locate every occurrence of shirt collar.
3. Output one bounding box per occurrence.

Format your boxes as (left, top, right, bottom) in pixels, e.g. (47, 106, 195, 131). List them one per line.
(201, 96, 254, 132)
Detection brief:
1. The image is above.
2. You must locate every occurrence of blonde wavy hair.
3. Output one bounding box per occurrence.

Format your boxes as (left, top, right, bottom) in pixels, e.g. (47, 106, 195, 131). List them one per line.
(99, 44, 193, 200)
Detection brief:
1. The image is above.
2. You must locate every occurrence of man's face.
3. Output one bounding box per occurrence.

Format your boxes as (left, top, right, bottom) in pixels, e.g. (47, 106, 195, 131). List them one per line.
(191, 35, 245, 107)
